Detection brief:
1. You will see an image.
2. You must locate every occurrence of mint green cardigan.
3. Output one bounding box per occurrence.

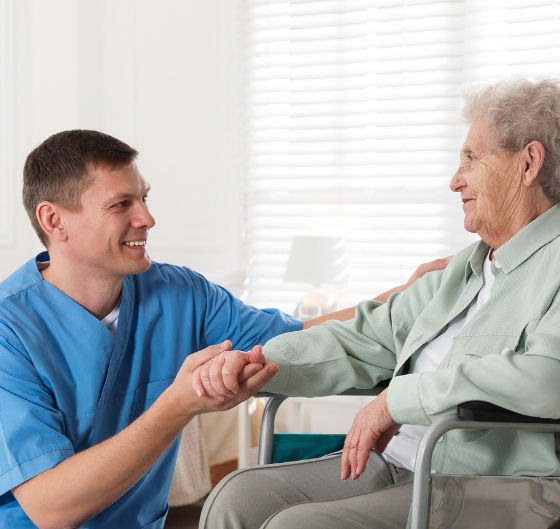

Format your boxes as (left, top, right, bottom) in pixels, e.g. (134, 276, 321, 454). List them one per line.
(263, 204, 560, 476)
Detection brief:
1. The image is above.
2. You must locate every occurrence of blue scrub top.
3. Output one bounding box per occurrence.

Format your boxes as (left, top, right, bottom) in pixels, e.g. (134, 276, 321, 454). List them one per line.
(0, 253, 301, 528)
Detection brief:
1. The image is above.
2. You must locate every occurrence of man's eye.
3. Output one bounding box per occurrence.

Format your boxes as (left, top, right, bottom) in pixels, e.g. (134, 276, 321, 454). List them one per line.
(142, 195, 149, 204)
(113, 201, 128, 208)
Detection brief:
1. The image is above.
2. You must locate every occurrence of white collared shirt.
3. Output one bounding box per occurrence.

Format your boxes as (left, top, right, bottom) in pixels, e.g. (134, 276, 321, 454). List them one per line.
(383, 252, 494, 470)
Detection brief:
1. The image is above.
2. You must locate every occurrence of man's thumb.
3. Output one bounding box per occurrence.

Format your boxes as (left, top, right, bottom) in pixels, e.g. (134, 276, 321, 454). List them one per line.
(188, 340, 231, 370)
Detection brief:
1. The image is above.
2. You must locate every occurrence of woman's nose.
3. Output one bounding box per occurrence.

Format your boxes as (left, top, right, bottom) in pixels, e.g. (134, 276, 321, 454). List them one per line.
(449, 168, 464, 192)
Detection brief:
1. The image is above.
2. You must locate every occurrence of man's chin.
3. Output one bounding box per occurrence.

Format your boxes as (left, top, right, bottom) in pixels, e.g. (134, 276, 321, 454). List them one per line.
(127, 256, 152, 276)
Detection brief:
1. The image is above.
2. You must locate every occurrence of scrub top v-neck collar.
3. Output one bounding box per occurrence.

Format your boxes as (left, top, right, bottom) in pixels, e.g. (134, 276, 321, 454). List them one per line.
(34, 253, 134, 410)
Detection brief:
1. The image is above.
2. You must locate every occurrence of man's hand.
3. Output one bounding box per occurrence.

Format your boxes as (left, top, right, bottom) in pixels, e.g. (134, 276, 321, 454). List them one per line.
(191, 342, 268, 399)
(341, 389, 400, 480)
(304, 256, 453, 327)
(374, 256, 452, 303)
(406, 256, 451, 286)
(169, 341, 278, 417)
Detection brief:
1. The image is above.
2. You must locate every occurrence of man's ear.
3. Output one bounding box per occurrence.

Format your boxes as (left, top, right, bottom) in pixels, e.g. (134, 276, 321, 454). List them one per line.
(36, 201, 68, 242)
(522, 140, 545, 187)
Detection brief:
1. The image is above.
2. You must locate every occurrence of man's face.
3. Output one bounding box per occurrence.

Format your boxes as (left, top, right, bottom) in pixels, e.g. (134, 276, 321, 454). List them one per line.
(450, 116, 523, 239)
(59, 162, 156, 281)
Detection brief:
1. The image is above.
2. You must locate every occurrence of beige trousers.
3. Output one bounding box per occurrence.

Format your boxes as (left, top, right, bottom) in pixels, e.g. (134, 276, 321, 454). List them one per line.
(199, 452, 413, 529)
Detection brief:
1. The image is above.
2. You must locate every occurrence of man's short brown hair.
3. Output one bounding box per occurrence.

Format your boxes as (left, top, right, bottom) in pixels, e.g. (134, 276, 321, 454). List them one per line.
(23, 130, 138, 246)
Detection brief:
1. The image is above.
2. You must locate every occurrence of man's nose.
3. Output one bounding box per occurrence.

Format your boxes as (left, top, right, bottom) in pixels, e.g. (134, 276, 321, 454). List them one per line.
(132, 203, 156, 229)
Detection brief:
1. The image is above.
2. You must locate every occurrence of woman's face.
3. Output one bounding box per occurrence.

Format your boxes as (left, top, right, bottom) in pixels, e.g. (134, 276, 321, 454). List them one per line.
(450, 117, 525, 245)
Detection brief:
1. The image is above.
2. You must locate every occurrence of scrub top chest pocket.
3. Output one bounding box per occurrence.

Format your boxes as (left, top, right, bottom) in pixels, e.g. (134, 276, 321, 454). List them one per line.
(129, 377, 175, 423)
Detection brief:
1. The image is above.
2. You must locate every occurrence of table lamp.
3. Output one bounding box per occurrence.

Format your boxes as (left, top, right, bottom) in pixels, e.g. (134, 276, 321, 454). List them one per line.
(284, 235, 349, 320)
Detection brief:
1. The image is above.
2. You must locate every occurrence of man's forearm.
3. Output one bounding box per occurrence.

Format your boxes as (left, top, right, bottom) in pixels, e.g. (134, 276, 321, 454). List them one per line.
(303, 306, 356, 328)
(12, 341, 277, 529)
(12, 386, 192, 529)
(302, 257, 452, 329)
(302, 285, 404, 328)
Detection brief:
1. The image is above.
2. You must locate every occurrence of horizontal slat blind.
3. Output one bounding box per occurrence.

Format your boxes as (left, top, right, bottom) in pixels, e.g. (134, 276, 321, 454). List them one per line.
(243, 0, 560, 312)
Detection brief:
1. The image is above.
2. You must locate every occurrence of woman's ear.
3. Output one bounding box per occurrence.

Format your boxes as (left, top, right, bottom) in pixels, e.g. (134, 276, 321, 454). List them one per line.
(36, 202, 68, 242)
(522, 140, 545, 187)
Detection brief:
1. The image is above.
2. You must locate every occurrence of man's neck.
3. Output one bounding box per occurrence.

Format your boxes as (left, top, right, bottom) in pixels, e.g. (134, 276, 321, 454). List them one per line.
(40, 262, 123, 320)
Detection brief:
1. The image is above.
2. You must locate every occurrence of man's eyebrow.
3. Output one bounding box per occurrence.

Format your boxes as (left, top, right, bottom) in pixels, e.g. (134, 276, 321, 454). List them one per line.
(102, 193, 132, 206)
(102, 188, 150, 207)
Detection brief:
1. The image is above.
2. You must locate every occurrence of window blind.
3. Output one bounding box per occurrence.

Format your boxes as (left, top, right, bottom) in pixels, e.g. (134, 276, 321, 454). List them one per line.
(242, 0, 560, 312)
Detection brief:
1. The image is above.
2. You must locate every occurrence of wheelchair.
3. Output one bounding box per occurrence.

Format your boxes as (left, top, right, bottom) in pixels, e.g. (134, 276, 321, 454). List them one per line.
(257, 387, 560, 529)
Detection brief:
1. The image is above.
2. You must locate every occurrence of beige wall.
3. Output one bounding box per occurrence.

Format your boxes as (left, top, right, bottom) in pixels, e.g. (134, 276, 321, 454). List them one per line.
(1, 0, 246, 289)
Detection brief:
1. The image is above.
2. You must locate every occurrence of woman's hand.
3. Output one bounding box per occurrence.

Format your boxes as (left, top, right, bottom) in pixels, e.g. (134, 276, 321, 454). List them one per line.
(341, 389, 400, 480)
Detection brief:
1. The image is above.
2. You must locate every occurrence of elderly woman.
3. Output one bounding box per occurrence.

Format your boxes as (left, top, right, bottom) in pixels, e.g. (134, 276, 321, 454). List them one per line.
(199, 79, 560, 529)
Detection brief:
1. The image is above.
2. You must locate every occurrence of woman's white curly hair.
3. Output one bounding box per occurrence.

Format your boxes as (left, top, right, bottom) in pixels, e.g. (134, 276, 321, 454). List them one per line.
(462, 79, 560, 203)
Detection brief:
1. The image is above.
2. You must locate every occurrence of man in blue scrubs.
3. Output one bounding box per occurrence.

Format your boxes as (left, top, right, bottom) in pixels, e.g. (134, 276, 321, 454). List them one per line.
(0, 130, 445, 529)
(0, 130, 312, 529)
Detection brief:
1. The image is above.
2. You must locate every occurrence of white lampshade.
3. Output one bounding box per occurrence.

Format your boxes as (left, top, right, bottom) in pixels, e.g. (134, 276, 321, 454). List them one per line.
(284, 236, 349, 285)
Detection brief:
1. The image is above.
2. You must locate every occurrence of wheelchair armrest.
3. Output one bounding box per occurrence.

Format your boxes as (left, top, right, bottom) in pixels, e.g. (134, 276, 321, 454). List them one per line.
(411, 402, 560, 529)
(256, 381, 390, 465)
(256, 379, 389, 400)
(457, 400, 560, 424)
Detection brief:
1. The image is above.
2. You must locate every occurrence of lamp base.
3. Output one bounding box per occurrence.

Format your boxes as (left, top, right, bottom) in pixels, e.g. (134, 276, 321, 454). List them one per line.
(294, 289, 337, 321)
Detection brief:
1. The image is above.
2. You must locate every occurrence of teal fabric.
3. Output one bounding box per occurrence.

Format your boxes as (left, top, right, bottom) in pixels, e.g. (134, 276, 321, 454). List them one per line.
(272, 433, 346, 463)
(263, 204, 560, 477)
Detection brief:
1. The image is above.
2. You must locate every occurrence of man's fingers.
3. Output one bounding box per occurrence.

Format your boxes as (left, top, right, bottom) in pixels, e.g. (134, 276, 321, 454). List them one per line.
(430, 256, 452, 271)
(188, 340, 231, 371)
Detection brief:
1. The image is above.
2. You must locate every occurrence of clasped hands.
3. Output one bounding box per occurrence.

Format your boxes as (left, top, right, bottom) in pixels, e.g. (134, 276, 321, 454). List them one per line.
(191, 340, 276, 400)
(189, 343, 400, 481)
